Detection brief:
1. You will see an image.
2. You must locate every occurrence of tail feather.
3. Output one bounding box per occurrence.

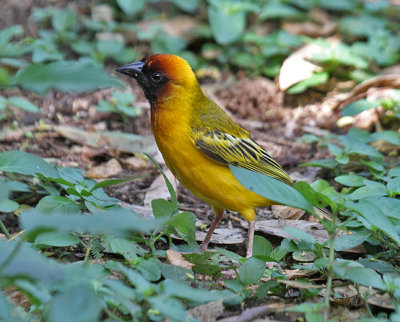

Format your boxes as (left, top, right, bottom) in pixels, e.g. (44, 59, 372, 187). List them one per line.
(313, 206, 332, 221)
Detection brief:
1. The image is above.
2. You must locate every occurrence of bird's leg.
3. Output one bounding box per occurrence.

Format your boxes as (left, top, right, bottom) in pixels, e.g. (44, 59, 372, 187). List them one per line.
(245, 220, 282, 270)
(246, 220, 255, 258)
(200, 207, 224, 252)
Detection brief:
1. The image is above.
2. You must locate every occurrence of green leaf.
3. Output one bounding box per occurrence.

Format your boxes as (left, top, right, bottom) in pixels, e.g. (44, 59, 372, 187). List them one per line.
(300, 158, 338, 169)
(15, 60, 122, 94)
(387, 177, 400, 195)
(334, 229, 371, 251)
(239, 257, 266, 285)
(90, 175, 144, 191)
(230, 165, 315, 214)
(103, 236, 138, 261)
(344, 267, 386, 290)
(46, 284, 102, 322)
(152, 199, 174, 218)
(388, 168, 400, 177)
(0, 150, 59, 178)
(341, 99, 380, 117)
(116, 0, 146, 15)
(172, 0, 199, 13)
(0, 199, 19, 212)
(7, 96, 39, 113)
(34, 231, 80, 247)
(334, 174, 365, 187)
(294, 181, 331, 208)
(346, 199, 400, 245)
(149, 296, 187, 321)
(36, 196, 81, 214)
(348, 184, 387, 201)
(51, 8, 76, 33)
(96, 39, 125, 57)
(208, 2, 246, 45)
(371, 130, 400, 145)
(260, 2, 304, 20)
(287, 72, 329, 94)
(284, 227, 316, 246)
(366, 197, 400, 220)
(252, 235, 272, 256)
(137, 259, 161, 281)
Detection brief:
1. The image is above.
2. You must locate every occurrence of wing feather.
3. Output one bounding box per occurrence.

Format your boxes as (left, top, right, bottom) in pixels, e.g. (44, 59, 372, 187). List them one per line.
(192, 129, 293, 186)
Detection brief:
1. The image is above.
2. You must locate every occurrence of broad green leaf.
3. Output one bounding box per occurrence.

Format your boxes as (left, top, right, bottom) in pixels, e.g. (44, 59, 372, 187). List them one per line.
(387, 177, 400, 195)
(287, 72, 329, 94)
(260, 2, 304, 20)
(7, 96, 40, 113)
(34, 231, 80, 247)
(347, 184, 387, 201)
(21, 208, 160, 238)
(172, 0, 199, 13)
(137, 259, 161, 281)
(103, 236, 138, 261)
(284, 227, 316, 246)
(252, 235, 272, 256)
(371, 130, 400, 145)
(334, 229, 371, 251)
(339, 15, 386, 37)
(346, 199, 400, 245)
(96, 39, 125, 57)
(367, 197, 400, 219)
(334, 174, 365, 187)
(344, 267, 386, 290)
(341, 99, 380, 117)
(15, 60, 122, 94)
(152, 199, 174, 218)
(51, 8, 76, 33)
(239, 257, 266, 285)
(0, 150, 59, 178)
(36, 196, 81, 214)
(116, 0, 146, 15)
(294, 181, 331, 208)
(208, 2, 246, 45)
(0, 199, 19, 212)
(46, 284, 102, 322)
(152, 34, 186, 55)
(149, 296, 187, 321)
(90, 175, 144, 191)
(388, 168, 400, 177)
(301, 159, 338, 169)
(230, 165, 315, 214)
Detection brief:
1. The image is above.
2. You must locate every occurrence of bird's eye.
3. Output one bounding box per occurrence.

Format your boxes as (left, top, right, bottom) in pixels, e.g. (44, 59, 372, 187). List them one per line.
(151, 72, 163, 83)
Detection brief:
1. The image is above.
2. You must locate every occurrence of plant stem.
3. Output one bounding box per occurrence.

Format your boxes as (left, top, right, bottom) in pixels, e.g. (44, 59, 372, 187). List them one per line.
(324, 231, 335, 321)
(0, 218, 11, 239)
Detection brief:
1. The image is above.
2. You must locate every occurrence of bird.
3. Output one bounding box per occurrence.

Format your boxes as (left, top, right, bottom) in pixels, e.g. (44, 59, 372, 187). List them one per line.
(116, 54, 330, 259)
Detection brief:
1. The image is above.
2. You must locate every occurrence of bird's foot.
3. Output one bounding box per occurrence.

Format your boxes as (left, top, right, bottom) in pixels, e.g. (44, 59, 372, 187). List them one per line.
(265, 261, 282, 271)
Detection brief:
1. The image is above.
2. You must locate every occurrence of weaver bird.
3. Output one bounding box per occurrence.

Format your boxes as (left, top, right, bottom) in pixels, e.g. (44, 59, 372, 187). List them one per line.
(116, 54, 329, 258)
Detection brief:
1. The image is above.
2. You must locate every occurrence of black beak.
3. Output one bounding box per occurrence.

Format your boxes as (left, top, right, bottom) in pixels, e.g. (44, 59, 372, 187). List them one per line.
(115, 62, 145, 79)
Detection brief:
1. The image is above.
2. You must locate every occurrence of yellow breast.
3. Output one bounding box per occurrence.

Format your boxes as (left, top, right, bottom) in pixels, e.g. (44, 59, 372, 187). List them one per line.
(151, 107, 272, 221)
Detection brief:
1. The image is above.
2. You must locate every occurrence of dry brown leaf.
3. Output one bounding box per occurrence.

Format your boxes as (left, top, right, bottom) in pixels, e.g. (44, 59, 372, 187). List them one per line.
(360, 286, 395, 310)
(166, 248, 194, 270)
(195, 228, 245, 244)
(188, 300, 224, 322)
(86, 158, 122, 179)
(143, 168, 177, 207)
(283, 9, 336, 37)
(122, 156, 148, 170)
(283, 269, 316, 280)
(278, 279, 324, 289)
(271, 205, 305, 220)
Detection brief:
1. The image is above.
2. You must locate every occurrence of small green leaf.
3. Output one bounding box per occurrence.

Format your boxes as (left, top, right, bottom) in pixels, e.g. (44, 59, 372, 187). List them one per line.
(34, 231, 80, 247)
(90, 175, 145, 191)
(7, 96, 39, 113)
(36, 196, 81, 214)
(152, 199, 174, 218)
(344, 267, 386, 290)
(252, 235, 272, 256)
(334, 229, 371, 251)
(341, 99, 381, 117)
(116, 0, 146, 15)
(137, 259, 161, 281)
(15, 60, 122, 94)
(230, 165, 315, 214)
(0, 199, 19, 212)
(287, 72, 329, 94)
(300, 159, 338, 169)
(239, 257, 266, 285)
(46, 284, 102, 322)
(334, 174, 365, 187)
(0, 150, 59, 178)
(371, 130, 400, 145)
(284, 227, 316, 246)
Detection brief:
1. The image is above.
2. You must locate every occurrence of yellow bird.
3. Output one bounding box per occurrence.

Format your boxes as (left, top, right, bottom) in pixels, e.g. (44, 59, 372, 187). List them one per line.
(116, 54, 328, 258)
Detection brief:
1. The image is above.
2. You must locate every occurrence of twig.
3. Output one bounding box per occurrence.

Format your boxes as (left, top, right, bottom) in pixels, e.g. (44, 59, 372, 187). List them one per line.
(0, 218, 11, 239)
(236, 305, 271, 322)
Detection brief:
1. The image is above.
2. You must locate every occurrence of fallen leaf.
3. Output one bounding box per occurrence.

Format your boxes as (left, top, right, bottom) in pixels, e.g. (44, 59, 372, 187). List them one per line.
(166, 248, 194, 270)
(278, 279, 323, 289)
(283, 9, 336, 37)
(271, 205, 305, 220)
(122, 156, 147, 170)
(55, 125, 157, 155)
(279, 43, 323, 91)
(195, 228, 245, 244)
(283, 269, 316, 280)
(86, 158, 122, 179)
(188, 300, 224, 322)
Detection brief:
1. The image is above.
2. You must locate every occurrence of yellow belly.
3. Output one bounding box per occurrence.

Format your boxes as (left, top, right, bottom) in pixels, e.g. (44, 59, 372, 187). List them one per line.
(152, 114, 272, 221)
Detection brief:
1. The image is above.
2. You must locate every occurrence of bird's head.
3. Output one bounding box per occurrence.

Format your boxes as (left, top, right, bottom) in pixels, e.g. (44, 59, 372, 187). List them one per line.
(116, 54, 202, 108)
